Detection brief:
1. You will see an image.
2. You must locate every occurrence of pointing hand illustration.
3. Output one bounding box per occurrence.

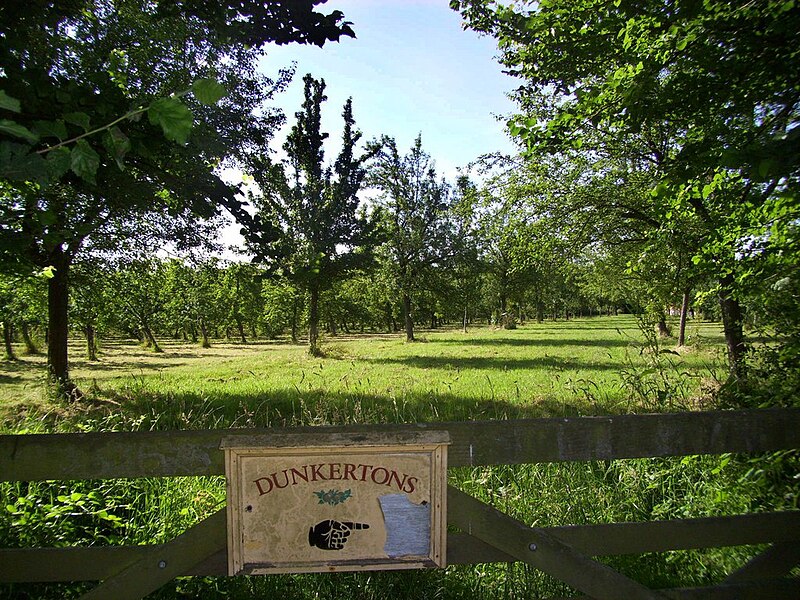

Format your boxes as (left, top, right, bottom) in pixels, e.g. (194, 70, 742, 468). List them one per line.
(308, 519, 370, 550)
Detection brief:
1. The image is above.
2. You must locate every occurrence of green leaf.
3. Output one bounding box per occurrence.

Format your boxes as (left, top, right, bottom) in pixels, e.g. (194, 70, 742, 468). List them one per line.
(33, 120, 68, 141)
(148, 97, 193, 144)
(650, 182, 669, 198)
(46, 146, 71, 180)
(102, 126, 131, 169)
(70, 139, 100, 183)
(37, 266, 56, 280)
(37, 210, 58, 227)
(758, 158, 775, 178)
(64, 112, 91, 132)
(192, 78, 227, 106)
(0, 90, 21, 113)
(0, 119, 39, 143)
(0, 141, 49, 182)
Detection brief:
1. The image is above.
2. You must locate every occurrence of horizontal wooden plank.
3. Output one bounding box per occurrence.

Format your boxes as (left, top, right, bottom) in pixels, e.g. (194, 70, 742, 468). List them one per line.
(449, 511, 800, 563)
(2, 511, 798, 582)
(662, 579, 800, 600)
(549, 511, 800, 557)
(567, 578, 800, 600)
(0, 546, 148, 582)
(219, 430, 450, 449)
(2, 409, 799, 481)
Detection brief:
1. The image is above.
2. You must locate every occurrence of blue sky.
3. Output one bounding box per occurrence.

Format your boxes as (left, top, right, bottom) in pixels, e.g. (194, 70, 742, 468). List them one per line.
(219, 0, 518, 255)
(258, 0, 519, 178)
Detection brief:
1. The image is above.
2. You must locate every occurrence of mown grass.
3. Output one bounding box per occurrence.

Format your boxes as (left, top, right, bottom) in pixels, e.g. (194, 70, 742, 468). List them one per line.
(2, 316, 797, 599)
(1, 316, 726, 429)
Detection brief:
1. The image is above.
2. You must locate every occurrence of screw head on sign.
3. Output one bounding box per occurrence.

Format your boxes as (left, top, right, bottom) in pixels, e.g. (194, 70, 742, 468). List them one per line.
(158, 560, 167, 569)
(529, 543, 537, 552)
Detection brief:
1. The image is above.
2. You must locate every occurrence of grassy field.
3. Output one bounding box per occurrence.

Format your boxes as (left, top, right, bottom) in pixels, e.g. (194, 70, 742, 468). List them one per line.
(3, 316, 796, 599)
(1, 315, 727, 430)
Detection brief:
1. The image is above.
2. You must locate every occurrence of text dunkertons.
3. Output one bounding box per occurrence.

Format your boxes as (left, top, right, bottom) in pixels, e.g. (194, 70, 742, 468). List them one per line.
(253, 462, 419, 495)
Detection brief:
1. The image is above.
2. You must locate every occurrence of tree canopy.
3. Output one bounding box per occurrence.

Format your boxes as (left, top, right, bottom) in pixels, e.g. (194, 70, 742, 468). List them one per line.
(452, 0, 800, 379)
(0, 0, 356, 388)
(242, 74, 379, 355)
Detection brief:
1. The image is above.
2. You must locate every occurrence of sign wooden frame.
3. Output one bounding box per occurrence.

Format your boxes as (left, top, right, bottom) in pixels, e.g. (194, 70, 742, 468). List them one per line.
(222, 431, 449, 574)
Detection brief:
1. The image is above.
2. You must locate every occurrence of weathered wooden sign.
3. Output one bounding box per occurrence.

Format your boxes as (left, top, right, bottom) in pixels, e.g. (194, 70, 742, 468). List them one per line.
(222, 431, 449, 574)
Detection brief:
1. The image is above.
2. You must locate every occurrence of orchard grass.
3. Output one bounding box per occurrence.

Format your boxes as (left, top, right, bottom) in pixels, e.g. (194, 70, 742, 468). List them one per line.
(3, 316, 797, 599)
(0, 315, 726, 428)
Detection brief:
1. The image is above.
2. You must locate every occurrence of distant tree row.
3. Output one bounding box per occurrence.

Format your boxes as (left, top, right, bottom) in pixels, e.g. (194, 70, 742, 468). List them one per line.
(0, 165, 731, 364)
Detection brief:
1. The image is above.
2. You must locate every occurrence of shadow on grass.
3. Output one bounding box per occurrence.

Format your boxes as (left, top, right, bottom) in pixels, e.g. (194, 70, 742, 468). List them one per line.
(56, 381, 625, 435)
(99, 338, 296, 350)
(70, 351, 272, 374)
(68, 359, 194, 374)
(359, 355, 621, 372)
(537, 323, 635, 330)
(434, 337, 633, 349)
(0, 357, 46, 372)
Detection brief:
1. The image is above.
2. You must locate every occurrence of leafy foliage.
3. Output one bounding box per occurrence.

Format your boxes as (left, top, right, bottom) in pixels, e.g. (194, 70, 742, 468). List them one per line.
(0, 0, 357, 385)
(243, 74, 379, 354)
(453, 0, 800, 383)
(370, 136, 452, 341)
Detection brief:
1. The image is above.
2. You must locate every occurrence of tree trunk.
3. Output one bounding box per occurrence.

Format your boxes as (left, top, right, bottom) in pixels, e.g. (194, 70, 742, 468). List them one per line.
(48, 256, 70, 386)
(385, 303, 398, 333)
(308, 285, 321, 355)
(291, 296, 299, 344)
(144, 325, 163, 353)
(21, 323, 38, 354)
(236, 315, 247, 343)
(3, 321, 16, 361)
(85, 325, 98, 361)
(678, 289, 691, 347)
(463, 305, 468, 334)
(499, 293, 508, 328)
(199, 319, 211, 349)
(402, 293, 415, 342)
(656, 315, 671, 338)
(719, 278, 747, 381)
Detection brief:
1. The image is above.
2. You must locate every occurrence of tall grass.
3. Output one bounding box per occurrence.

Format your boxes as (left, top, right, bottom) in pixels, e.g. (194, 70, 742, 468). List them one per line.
(2, 317, 796, 599)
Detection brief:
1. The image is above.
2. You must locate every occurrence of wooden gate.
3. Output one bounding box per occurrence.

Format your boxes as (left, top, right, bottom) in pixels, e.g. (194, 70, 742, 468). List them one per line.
(2, 408, 800, 599)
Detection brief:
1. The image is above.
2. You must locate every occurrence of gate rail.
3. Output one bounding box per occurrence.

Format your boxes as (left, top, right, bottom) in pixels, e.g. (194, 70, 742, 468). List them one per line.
(2, 408, 800, 599)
